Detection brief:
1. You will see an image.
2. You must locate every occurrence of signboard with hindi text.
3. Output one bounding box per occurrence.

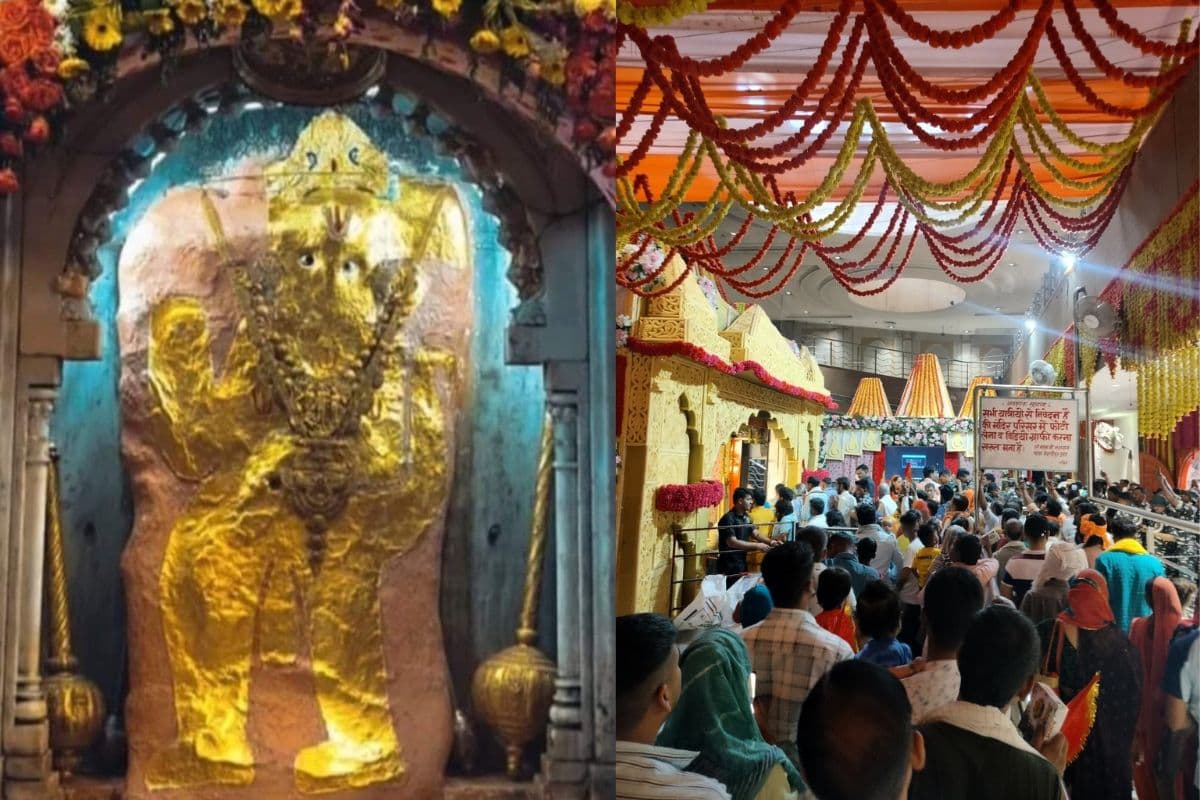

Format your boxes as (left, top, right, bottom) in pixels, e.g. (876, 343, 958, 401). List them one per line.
(978, 397, 1079, 472)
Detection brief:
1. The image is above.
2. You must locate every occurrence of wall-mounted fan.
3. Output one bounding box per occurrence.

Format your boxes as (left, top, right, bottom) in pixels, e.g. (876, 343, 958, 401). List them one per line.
(1073, 289, 1118, 339)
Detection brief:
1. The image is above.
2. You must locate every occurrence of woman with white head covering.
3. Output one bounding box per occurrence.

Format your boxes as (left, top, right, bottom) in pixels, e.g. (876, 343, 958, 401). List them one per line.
(1020, 544, 1088, 627)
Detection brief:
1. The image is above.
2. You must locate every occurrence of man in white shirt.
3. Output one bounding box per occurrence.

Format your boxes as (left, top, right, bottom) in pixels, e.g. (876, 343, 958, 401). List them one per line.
(798, 476, 820, 523)
(616, 614, 731, 799)
(918, 468, 939, 498)
(855, 503, 904, 583)
(836, 477, 856, 518)
(877, 484, 899, 519)
(900, 566, 984, 721)
(807, 495, 828, 529)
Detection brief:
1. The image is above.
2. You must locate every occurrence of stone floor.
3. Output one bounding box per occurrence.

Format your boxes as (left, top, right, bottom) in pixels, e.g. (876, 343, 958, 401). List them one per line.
(60, 775, 540, 799)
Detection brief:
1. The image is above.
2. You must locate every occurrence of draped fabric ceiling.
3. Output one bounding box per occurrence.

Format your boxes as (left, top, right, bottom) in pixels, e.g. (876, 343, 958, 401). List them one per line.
(615, 0, 1199, 298)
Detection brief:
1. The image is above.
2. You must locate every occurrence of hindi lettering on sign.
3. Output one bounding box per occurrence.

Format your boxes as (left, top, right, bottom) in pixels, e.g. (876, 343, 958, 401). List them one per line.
(977, 397, 1080, 472)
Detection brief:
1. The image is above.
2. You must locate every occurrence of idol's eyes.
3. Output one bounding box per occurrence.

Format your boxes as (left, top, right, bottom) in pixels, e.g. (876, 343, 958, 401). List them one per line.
(306, 151, 318, 170)
(341, 260, 358, 275)
(298, 252, 316, 269)
(348, 147, 360, 166)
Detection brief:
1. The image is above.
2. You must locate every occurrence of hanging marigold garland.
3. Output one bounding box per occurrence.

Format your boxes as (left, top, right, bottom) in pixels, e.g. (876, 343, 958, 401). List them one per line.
(615, 0, 1196, 296)
(1053, 181, 1199, 438)
(0, 0, 617, 194)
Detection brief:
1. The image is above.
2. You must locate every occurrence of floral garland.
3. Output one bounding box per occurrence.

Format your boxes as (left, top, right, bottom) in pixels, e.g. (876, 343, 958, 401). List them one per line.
(616, 0, 709, 27)
(695, 273, 720, 312)
(825, 414, 972, 448)
(624, 336, 838, 410)
(613, 5, 1194, 296)
(0, 0, 616, 193)
(801, 468, 829, 482)
(654, 479, 724, 513)
(615, 312, 632, 348)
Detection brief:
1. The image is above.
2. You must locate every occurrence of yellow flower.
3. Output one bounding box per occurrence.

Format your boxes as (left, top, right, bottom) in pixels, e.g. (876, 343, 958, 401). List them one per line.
(212, 0, 246, 28)
(573, 0, 602, 14)
(82, 6, 123, 51)
(500, 25, 529, 58)
(469, 29, 499, 54)
(144, 9, 175, 34)
(541, 59, 565, 86)
(431, 0, 460, 17)
(172, 0, 208, 25)
(251, 0, 301, 20)
(332, 12, 352, 36)
(57, 57, 90, 79)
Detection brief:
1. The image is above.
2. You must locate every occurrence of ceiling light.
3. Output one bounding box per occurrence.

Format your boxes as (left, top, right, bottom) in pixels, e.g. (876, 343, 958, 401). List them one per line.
(1061, 252, 1077, 271)
(964, 330, 970, 334)
(802, 309, 808, 314)
(994, 306, 1001, 311)
(1024, 318, 1036, 331)
(785, 291, 792, 295)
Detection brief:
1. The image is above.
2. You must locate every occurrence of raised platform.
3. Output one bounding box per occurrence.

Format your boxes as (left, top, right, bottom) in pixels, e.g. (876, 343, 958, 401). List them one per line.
(60, 776, 540, 799)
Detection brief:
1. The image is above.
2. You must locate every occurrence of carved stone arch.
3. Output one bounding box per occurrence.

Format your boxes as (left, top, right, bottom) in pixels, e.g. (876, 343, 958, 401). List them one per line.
(59, 78, 546, 326)
(19, 47, 598, 357)
(765, 415, 800, 487)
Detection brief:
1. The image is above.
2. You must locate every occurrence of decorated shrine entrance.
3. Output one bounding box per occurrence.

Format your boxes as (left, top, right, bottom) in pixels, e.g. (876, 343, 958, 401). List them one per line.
(0, 16, 615, 800)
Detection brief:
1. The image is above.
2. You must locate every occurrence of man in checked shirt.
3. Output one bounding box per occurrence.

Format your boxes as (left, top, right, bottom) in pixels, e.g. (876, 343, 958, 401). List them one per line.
(742, 540, 854, 768)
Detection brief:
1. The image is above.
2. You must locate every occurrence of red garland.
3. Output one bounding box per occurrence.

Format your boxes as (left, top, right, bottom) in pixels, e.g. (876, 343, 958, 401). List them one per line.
(655, 480, 726, 513)
(801, 468, 831, 482)
(626, 336, 839, 410)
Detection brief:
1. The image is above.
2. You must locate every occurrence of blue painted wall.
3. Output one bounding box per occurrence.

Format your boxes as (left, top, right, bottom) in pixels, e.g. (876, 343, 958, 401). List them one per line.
(50, 96, 549, 730)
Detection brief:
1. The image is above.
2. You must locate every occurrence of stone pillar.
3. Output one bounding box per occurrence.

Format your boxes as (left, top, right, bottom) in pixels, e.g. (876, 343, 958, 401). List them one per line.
(537, 195, 614, 799)
(3, 387, 57, 799)
(544, 390, 584, 793)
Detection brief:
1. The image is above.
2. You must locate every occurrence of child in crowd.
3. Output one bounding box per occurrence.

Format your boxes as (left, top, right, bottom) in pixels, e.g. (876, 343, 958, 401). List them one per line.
(855, 581, 912, 668)
(815, 567, 858, 653)
(856, 538, 882, 581)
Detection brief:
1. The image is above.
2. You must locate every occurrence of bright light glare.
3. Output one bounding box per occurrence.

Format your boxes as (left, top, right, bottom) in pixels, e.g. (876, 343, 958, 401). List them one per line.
(1024, 318, 1037, 331)
(1061, 252, 1077, 271)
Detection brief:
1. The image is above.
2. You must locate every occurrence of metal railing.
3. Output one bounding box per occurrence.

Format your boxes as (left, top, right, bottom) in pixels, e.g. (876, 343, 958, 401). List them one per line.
(1090, 497, 1199, 581)
(668, 522, 859, 616)
(794, 335, 1006, 388)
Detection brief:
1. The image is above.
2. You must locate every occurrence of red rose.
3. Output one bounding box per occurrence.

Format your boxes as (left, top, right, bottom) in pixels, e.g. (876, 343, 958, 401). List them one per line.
(595, 125, 615, 155)
(25, 8, 56, 44)
(24, 114, 48, 144)
(0, 168, 18, 194)
(29, 47, 58, 76)
(21, 78, 61, 111)
(566, 52, 595, 84)
(572, 118, 597, 144)
(582, 11, 608, 33)
(0, 2, 30, 34)
(0, 32, 34, 67)
(0, 131, 20, 156)
(4, 96, 23, 123)
(587, 83, 614, 120)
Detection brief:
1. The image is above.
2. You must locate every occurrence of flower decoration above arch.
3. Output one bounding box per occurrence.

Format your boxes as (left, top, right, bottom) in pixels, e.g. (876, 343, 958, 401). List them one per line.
(0, 0, 616, 193)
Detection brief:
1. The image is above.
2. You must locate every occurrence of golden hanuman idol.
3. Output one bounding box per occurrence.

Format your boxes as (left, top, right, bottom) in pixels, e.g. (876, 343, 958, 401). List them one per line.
(119, 113, 471, 795)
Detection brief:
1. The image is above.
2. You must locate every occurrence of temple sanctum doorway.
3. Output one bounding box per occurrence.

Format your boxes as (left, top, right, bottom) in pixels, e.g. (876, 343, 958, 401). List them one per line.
(0, 8, 615, 799)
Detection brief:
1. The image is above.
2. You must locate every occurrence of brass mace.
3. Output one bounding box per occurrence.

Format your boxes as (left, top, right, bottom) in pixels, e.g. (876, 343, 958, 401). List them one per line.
(44, 446, 105, 774)
(470, 412, 557, 779)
